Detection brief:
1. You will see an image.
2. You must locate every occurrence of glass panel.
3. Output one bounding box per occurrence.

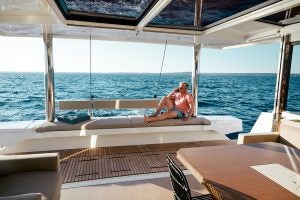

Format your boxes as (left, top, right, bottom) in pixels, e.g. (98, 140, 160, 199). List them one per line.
(260, 6, 300, 25)
(150, 0, 195, 26)
(150, 0, 270, 27)
(201, 0, 268, 26)
(63, 0, 153, 19)
(260, 11, 286, 24)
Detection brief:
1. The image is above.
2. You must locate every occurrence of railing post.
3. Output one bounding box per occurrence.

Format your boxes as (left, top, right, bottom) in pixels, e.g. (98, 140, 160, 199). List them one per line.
(272, 35, 293, 131)
(43, 25, 55, 122)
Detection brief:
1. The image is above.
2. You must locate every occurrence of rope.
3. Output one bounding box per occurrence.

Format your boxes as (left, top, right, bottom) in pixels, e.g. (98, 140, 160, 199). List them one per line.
(89, 0, 94, 100)
(154, 39, 167, 98)
(89, 0, 94, 117)
(89, 33, 93, 100)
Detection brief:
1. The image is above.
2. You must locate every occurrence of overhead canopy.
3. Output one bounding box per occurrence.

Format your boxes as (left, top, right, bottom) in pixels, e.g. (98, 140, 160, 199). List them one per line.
(0, 0, 300, 48)
(55, 0, 279, 29)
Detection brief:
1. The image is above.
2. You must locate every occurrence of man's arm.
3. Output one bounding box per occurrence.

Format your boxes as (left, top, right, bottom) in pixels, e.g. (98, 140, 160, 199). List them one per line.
(183, 95, 195, 121)
(167, 88, 178, 99)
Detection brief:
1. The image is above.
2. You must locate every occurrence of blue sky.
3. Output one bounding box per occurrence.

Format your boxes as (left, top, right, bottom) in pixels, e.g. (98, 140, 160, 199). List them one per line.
(0, 36, 299, 73)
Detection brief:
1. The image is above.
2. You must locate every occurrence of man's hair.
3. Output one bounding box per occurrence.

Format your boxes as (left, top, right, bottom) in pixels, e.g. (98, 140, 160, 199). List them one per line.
(181, 81, 189, 88)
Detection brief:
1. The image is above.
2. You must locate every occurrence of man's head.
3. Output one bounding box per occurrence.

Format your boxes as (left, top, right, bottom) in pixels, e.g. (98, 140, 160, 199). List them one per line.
(178, 82, 189, 93)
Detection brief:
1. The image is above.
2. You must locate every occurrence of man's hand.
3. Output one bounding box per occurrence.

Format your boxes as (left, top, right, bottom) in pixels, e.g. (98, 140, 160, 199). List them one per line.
(167, 88, 179, 99)
(172, 88, 179, 93)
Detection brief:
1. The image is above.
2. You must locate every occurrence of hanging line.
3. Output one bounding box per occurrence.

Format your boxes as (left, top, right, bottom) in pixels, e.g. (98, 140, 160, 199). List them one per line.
(89, 0, 92, 101)
(89, 33, 93, 100)
(154, 39, 168, 98)
(89, 0, 94, 101)
(89, 0, 94, 117)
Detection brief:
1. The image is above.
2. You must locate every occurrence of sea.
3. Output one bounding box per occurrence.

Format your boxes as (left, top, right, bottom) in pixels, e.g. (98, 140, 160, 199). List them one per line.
(1, 72, 300, 133)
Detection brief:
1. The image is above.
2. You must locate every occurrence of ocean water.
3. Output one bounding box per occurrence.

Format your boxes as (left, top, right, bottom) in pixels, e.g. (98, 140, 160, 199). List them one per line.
(1, 72, 300, 133)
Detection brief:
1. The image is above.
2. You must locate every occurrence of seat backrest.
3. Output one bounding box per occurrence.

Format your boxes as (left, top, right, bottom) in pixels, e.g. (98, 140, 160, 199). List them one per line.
(167, 155, 192, 200)
(58, 99, 159, 110)
(279, 120, 300, 149)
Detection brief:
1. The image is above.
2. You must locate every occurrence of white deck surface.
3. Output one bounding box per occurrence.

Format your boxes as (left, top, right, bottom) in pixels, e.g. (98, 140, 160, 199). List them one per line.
(61, 174, 208, 200)
(0, 115, 242, 153)
(250, 111, 300, 134)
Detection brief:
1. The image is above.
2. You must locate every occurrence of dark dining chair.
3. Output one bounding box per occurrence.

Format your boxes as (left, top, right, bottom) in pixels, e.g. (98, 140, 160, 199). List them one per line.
(166, 155, 214, 200)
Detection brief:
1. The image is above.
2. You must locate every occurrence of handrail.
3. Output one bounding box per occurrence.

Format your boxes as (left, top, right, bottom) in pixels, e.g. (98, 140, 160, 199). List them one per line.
(58, 99, 159, 110)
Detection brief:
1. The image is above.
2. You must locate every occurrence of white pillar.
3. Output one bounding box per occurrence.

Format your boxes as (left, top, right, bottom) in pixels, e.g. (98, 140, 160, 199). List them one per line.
(192, 42, 201, 116)
(43, 25, 55, 122)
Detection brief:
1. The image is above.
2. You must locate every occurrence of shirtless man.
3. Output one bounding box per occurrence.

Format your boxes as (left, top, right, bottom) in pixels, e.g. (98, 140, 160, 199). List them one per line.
(144, 81, 194, 123)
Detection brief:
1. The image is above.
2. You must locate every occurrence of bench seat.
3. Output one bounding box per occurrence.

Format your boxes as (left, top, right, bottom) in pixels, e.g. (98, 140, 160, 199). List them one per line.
(237, 119, 300, 149)
(35, 116, 211, 133)
(129, 116, 211, 128)
(0, 153, 61, 200)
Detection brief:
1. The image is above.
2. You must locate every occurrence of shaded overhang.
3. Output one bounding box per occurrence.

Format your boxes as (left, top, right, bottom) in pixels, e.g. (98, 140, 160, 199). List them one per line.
(1, 0, 300, 48)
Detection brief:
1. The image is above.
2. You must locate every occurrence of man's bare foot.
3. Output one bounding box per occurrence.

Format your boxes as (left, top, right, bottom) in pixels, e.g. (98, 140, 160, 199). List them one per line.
(144, 114, 150, 123)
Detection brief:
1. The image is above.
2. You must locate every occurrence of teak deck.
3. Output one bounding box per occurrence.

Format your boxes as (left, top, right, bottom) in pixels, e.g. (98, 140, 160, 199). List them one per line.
(37, 140, 233, 183)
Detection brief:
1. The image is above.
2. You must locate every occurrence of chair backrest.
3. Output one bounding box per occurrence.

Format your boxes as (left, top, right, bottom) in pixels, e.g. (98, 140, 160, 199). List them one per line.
(167, 155, 192, 200)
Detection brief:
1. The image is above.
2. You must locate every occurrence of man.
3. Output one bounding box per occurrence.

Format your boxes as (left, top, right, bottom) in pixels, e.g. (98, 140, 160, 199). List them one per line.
(144, 81, 194, 123)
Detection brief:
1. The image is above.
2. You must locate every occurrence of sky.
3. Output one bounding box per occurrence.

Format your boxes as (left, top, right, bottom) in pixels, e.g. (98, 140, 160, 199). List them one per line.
(0, 36, 299, 73)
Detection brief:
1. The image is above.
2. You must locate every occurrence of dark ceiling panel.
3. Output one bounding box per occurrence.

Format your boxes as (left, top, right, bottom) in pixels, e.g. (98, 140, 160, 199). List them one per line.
(63, 0, 154, 19)
(150, 0, 195, 27)
(201, 0, 269, 26)
(259, 6, 300, 26)
(54, 0, 283, 29)
(149, 0, 274, 28)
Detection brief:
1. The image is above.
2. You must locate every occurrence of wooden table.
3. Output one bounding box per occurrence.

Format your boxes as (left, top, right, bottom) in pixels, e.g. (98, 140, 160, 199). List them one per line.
(177, 142, 300, 200)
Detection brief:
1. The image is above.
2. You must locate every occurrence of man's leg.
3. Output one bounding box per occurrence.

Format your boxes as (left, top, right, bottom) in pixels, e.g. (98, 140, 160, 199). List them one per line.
(149, 96, 174, 117)
(144, 111, 177, 123)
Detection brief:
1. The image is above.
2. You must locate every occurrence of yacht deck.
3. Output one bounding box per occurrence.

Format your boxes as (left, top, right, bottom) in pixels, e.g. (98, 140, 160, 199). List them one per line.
(11, 140, 234, 184)
(61, 175, 208, 200)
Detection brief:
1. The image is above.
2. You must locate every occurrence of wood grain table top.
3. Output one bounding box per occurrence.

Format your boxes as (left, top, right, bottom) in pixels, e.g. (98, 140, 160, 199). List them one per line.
(177, 142, 300, 200)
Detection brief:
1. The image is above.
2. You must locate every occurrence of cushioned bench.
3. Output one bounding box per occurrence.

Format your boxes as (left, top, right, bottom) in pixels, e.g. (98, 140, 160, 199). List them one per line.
(36, 99, 210, 133)
(35, 116, 211, 133)
(0, 153, 61, 200)
(237, 119, 300, 149)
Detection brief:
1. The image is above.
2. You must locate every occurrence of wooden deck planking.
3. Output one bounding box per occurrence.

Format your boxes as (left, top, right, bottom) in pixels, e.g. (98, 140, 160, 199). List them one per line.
(19, 140, 233, 183)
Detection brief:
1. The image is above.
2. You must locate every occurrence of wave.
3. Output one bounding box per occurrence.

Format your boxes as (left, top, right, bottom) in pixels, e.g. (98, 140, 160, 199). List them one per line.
(1, 73, 300, 133)
(21, 99, 32, 103)
(198, 101, 216, 107)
